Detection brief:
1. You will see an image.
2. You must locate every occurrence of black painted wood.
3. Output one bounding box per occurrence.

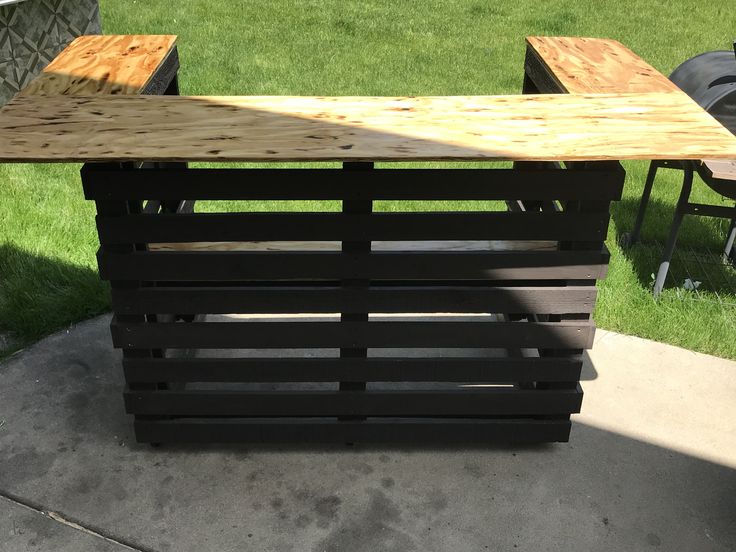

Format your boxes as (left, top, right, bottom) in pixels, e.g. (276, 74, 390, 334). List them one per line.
(141, 46, 180, 95)
(124, 386, 584, 416)
(81, 167, 624, 201)
(97, 248, 610, 281)
(82, 159, 623, 444)
(134, 418, 573, 444)
(111, 285, 597, 315)
(122, 356, 584, 383)
(523, 45, 566, 94)
(111, 319, 595, 349)
(95, 211, 609, 244)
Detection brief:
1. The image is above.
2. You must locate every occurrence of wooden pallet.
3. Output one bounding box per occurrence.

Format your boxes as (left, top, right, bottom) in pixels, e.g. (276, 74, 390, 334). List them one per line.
(83, 162, 623, 444)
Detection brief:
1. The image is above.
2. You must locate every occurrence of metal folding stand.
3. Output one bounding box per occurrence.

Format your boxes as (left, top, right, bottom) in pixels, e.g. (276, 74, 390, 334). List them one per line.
(624, 160, 736, 296)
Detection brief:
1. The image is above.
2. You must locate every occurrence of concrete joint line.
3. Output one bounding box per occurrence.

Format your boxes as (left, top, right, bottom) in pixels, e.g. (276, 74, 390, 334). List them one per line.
(0, 492, 155, 552)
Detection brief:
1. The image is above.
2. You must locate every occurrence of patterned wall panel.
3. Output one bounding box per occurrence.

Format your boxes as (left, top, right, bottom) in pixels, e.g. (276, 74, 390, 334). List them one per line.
(0, 0, 101, 104)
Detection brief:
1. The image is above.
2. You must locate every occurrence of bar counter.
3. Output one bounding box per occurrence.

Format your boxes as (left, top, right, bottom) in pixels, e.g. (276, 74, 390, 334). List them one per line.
(2, 35, 735, 444)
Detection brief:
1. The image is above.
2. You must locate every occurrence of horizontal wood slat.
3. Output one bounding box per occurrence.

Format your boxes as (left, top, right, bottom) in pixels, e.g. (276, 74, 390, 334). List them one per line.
(123, 356, 583, 383)
(124, 386, 584, 416)
(96, 211, 609, 244)
(98, 248, 610, 281)
(81, 163, 625, 200)
(111, 319, 594, 349)
(111, 285, 597, 315)
(145, 240, 559, 252)
(82, 167, 625, 201)
(133, 417, 573, 443)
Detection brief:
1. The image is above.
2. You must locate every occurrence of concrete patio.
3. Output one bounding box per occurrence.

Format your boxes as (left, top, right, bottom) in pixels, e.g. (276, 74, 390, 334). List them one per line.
(1, 314, 734, 551)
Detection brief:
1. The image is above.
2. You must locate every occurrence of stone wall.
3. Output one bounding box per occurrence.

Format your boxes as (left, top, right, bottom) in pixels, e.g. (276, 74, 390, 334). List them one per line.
(0, 0, 101, 105)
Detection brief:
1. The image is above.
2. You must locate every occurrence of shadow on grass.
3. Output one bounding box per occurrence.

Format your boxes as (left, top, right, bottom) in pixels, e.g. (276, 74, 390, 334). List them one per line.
(0, 243, 109, 358)
(611, 196, 736, 294)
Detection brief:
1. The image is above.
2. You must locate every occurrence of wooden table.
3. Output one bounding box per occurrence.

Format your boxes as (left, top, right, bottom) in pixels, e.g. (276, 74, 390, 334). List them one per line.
(3, 36, 736, 445)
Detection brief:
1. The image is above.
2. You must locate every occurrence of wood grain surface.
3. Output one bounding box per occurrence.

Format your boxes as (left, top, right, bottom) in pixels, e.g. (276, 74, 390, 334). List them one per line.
(526, 36, 680, 94)
(147, 240, 558, 252)
(700, 159, 736, 181)
(18, 35, 177, 96)
(1, 93, 735, 162)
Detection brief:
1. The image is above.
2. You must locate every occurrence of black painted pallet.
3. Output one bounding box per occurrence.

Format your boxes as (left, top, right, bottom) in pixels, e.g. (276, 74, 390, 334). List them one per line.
(83, 160, 623, 444)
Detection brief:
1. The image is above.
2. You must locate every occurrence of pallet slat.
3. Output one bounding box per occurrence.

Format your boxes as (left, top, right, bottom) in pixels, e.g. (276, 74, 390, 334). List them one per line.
(112, 285, 597, 315)
(124, 386, 584, 416)
(123, 356, 584, 383)
(98, 248, 610, 281)
(134, 417, 573, 443)
(111, 319, 594, 349)
(82, 167, 624, 201)
(96, 211, 608, 244)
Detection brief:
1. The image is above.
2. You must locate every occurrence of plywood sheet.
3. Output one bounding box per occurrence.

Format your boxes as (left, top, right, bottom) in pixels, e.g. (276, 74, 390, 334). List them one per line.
(18, 34, 177, 96)
(1, 93, 735, 162)
(526, 37, 680, 94)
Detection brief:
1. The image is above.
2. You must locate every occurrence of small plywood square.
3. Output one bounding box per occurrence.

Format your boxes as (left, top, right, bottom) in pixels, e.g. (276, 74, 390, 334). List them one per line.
(526, 36, 680, 94)
(18, 35, 177, 96)
(701, 159, 736, 181)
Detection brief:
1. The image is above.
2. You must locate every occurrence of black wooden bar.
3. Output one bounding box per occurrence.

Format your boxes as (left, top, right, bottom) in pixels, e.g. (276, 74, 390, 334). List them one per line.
(111, 285, 597, 315)
(134, 418, 573, 444)
(122, 356, 583, 383)
(111, 319, 595, 349)
(81, 167, 624, 201)
(97, 248, 610, 281)
(124, 386, 583, 416)
(95, 211, 610, 244)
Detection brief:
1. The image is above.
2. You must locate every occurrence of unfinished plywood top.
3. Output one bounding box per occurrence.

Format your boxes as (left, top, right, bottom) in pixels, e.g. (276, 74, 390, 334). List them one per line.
(526, 36, 680, 94)
(18, 35, 177, 96)
(1, 93, 735, 162)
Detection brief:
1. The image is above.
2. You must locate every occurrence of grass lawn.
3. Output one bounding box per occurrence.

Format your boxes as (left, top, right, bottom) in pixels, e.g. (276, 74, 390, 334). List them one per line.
(1, 0, 735, 358)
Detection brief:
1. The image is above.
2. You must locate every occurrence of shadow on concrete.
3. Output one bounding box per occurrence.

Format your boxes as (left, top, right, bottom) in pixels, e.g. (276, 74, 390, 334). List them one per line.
(0, 315, 733, 550)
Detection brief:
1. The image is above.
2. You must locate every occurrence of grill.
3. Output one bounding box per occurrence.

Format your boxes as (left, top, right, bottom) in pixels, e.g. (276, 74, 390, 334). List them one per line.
(670, 49, 736, 133)
(670, 48, 736, 200)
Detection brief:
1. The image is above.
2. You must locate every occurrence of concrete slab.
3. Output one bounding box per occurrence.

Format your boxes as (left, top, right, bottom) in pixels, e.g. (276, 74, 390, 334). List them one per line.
(0, 496, 129, 552)
(1, 314, 735, 552)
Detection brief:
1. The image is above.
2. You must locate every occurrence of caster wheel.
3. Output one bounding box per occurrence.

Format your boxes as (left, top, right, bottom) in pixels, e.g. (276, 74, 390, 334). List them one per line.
(618, 232, 632, 249)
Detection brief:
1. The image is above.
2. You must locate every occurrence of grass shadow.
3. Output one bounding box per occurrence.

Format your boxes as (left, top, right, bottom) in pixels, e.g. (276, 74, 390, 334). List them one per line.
(611, 195, 736, 295)
(0, 242, 110, 358)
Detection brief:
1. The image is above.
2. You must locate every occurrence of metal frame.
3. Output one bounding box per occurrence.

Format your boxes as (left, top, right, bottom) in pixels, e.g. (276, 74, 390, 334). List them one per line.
(627, 161, 736, 295)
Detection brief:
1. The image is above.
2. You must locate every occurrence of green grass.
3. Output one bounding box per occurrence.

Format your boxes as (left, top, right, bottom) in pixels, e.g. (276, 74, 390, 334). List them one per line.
(1, 0, 735, 357)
